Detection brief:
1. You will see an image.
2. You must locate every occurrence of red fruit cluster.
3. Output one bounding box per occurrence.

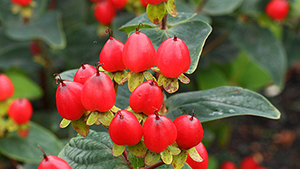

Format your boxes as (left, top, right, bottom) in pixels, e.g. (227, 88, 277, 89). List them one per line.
(11, 0, 32, 6)
(8, 98, 33, 125)
(92, 0, 128, 25)
(0, 74, 14, 101)
(220, 156, 267, 169)
(265, 0, 289, 20)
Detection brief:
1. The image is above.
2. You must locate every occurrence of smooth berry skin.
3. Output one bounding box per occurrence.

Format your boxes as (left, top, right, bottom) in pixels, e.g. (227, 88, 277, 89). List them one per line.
(38, 155, 72, 169)
(265, 0, 289, 20)
(155, 36, 191, 78)
(240, 156, 260, 169)
(109, 110, 143, 146)
(144, 0, 167, 5)
(56, 81, 87, 121)
(110, 0, 128, 10)
(8, 98, 33, 125)
(11, 0, 32, 6)
(0, 74, 14, 101)
(220, 161, 237, 169)
(94, 1, 116, 25)
(129, 80, 163, 115)
(73, 64, 97, 85)
(186, 142, 209, 169)
(173, 115, 203, 150)
(143, 114, 177, 153)
(81, 72, 115, 112)
(122, 31, 155, 73)
(100, 37, 126, 72)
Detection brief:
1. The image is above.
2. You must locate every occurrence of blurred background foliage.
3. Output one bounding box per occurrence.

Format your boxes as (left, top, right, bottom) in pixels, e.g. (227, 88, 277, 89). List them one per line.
(0, 0, 300, 168)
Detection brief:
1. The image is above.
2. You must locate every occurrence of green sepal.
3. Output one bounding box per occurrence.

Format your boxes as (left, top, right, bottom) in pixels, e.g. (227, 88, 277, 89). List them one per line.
(165, 0, 177, 17)
(178, 73, 190, 84)
(128, 141, 147, 158)
(168, 142, 181, 155)
(158, 74, 179, 93)
(126, 107, 145, 123)
(86, 111, 98, 126)
(71, 116, 90, 137)
(59, 118, 71, 128)
(146, 3, 167, 25)
(172, 151, 187, 169)
(112, 143, 126, 157)
(0, 100, 10, 117)
(143, 71, 156, 81)
(114, 71, 129, 85)
(6, 118, 18, 132)
(160, 148, 173, 165)
(187, 146, 202, 162)
(0, 117, 6, 137)
(111, 105, 121, 113)
(128, 72, 144, 92)
(144, 150, 160, 166)
(97, 110, 114, 127)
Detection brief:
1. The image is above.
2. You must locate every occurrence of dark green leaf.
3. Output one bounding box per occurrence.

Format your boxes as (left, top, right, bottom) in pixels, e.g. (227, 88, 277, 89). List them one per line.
(127, 151, 145, 168)
(6, 11, 66, 49)
(202, 0, 243, 16)
(0, 122, 63, 163)
(166, 86, 281, 122)
(156, 163, 192, 169)
(58, 130, 129, 169)
(56, 69, 77, 81)
(229, 23, 287, 87)
(197, 65, 228, 90)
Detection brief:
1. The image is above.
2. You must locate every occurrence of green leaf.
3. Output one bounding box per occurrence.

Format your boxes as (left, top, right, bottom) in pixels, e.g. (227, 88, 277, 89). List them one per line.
(71, 117, 90, 137)
(146, 3, 167, 25)
(229, 23, 287, 87)
(197, 65, 228, 90)
(172, 151, 187, 169)
(160, 149, 172, 165)
(144, 151, 160, 166)
(202, 0, 243, 16)
(157, 163, 192, 169)
(187, 147, 202, 162)
(0, 122, 63, 163)
(127, 151, 145, 168)
(112, 143, 126, 157)
(58, 130, 129, 169)
(6, 11, 66, 49)
(128, 72, 144, 92)
(166, 86, 281, 122)
(165, 0, 177, 17)
(128, 141, 147, 158)
(86, 111, 98, 126)
(5, 70, 43, 100)
(55, 69, 77, 81)
(97, 111, 114, 127)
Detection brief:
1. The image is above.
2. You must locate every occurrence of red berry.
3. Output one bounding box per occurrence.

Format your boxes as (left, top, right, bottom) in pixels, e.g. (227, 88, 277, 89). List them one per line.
(240, 156, 260, 169)
(186, 142, 209, 169)
(220, 161, 237, 169)
(38, 146, 71, 169)
(109, 0, 128, 10)
(55, 78, 87, 121)
(139, 0, 148, 7)
(99, 31, 126, 72)
(0, 74, 14, 101)
(143, 0, 167, 5)
(265, 0, 289, 20)
(122, 28, 155, 73)
(129, 80, 163, 115)
(155, 36, 190, 78)
(173, 115, 203, 150)
(73, 64, 97, 85)
(143, 114, 177, 153)
(81, 71, 115, 112)
(94, 1, 116, 25)
(30, 42, 40, 55)
(109, 110, 143, 146)
(8, 98, 33, 124)
(11, 0, 32, 6)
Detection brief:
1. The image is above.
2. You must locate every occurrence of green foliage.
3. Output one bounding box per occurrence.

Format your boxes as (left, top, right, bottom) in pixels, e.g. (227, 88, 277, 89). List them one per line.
(202, 0, 243, 15)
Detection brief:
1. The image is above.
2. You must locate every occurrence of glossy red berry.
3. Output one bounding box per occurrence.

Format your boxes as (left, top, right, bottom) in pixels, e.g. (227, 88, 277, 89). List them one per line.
(100, 30, 126, 72)
(109, 0, 128, 10)
(155, 36, 190, 78)
(55, 77, 87, 121)
(30, 42, 40, 55)
(240, 156, 260, 169)
(11, 0, 32, 6)
(220, 161, 237, 169)
(81, 71, 115, 112)
(109, 110, 143, 146)
(73, 64, 98, 85)
(38, 146, 71, 169)
(173, 114, 203, 150)
(94, 1, 116, 25)
(186, 142, 209, 169)
(139, 0, 148, 7)
(129, 80, 163, 115)
(8, 98, 33, 124)
(143, 0, 167, 5)
(143, 114, 177, 153)
(122, 27, 155, 73)
(265, 0, 289, 20)
(0, 74, 14, 101)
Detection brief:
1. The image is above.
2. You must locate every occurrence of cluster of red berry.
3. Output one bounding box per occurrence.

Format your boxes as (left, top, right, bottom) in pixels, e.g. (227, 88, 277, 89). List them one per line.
(220, 156, 267, 169)
(10, 0, 32, 6)
(92, 0, 148, 25)
(265, 0, 289, 21)
(0, 74, 33, 137)
(54, 26, 207, 167)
